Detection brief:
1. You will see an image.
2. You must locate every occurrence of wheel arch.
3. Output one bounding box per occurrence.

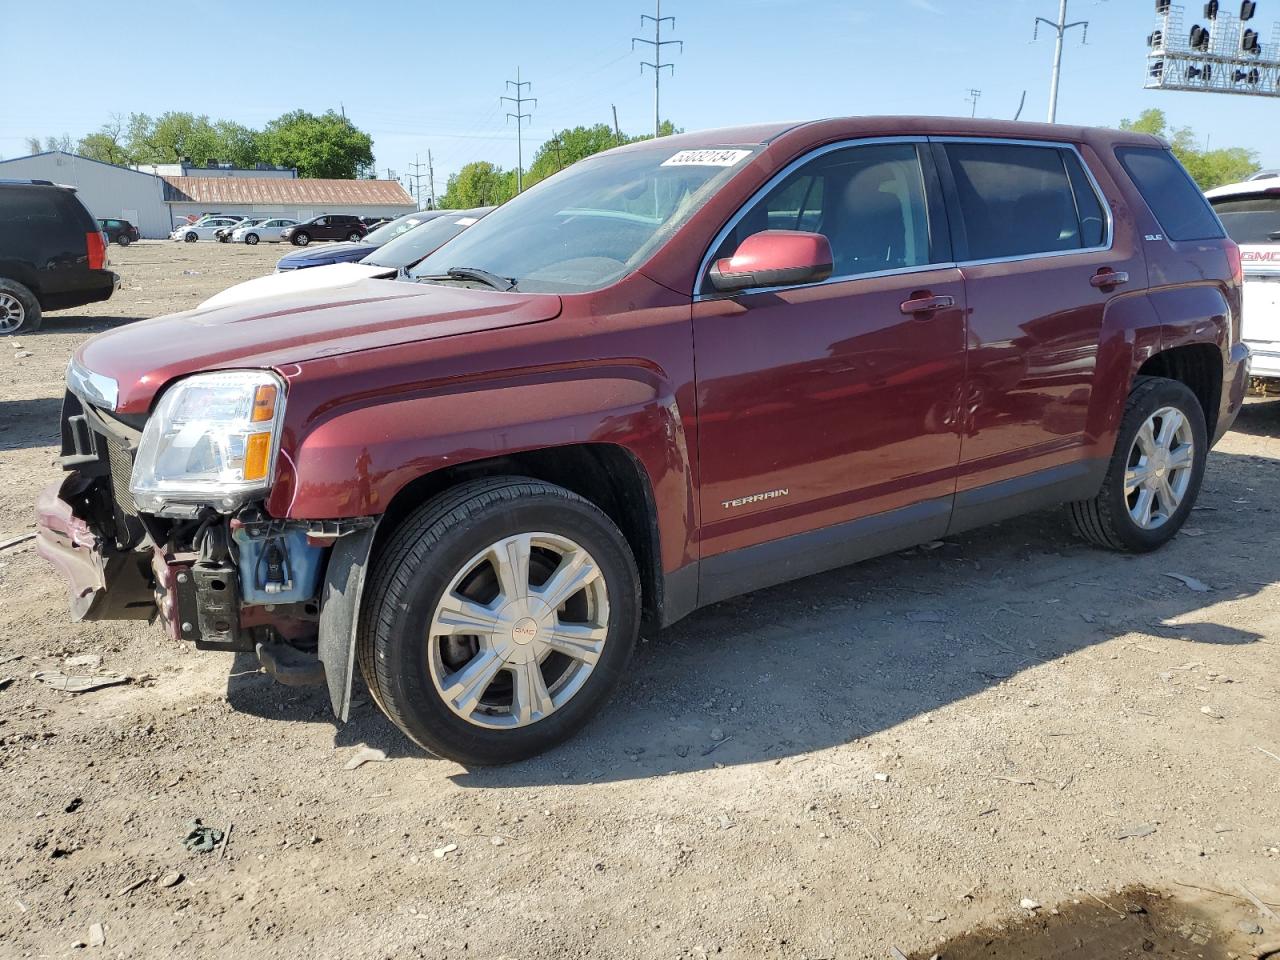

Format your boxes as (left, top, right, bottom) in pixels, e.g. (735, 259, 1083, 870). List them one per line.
(1136, 342, 1223, 439)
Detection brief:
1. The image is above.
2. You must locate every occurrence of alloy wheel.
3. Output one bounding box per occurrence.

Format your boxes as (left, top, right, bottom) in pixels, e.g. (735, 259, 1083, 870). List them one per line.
(426, 532, 610, 729)
(0, 292, 25, 333)
(1124, 405, 1195, 530)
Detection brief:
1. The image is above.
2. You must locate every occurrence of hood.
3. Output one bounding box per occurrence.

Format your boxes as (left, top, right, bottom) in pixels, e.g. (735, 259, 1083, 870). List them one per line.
(200, 262, 397, 310)
(277, 242, 375, 267)
(77, 280, 563, 415)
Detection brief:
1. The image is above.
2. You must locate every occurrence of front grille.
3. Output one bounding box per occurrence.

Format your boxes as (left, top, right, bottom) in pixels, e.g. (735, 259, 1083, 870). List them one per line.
(104, 432, 138, 517)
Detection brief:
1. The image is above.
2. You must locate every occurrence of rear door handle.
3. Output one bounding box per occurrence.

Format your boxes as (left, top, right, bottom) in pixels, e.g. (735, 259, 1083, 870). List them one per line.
(899, 294, 955, 316)
(1090, 269, 1130, 289)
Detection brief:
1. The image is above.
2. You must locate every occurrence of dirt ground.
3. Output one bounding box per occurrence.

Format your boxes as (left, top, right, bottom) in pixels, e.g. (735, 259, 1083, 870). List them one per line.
(1, 241, 1279, 960)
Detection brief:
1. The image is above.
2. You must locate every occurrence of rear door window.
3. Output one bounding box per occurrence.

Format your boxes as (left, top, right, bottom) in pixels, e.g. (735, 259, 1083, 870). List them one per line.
(706, 141, 943, 290)
(1116, 146, 1224, 242)
(1209, 194, 1280, 245)
(942, 142, 1108, 261)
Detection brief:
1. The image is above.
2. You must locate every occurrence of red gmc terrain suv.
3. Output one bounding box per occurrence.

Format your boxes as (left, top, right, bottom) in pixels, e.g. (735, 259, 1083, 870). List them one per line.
(37, 118, 1248, 764)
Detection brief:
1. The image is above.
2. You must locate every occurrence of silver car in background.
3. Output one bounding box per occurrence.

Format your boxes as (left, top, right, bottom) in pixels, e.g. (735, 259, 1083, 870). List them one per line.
(231, 218, 298, 245)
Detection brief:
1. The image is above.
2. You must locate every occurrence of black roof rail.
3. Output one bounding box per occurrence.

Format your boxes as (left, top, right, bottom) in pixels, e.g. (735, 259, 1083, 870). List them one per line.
(0, 178, 58, 186)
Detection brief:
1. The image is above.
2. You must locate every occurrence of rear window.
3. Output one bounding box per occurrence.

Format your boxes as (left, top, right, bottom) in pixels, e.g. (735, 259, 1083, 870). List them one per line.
(943, 142, 1108, 261)
(1209, 194, 1280, 245)
(0, 187, 64, 226)
(1116, 146, 1224, 242)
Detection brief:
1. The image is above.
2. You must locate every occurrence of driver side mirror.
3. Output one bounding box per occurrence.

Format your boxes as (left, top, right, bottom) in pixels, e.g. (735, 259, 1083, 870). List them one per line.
(708, 230, 833, 293)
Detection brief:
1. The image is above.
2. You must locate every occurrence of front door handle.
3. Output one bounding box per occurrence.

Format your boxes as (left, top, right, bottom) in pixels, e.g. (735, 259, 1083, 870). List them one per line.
(899, 294, 955, 316)
(1090, 269, 1130, 289)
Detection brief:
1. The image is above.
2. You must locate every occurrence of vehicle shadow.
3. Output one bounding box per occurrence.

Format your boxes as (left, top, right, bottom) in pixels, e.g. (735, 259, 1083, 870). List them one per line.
(42, 313, 147, 334)
(0, 397, 64, 451)
(1230, 396, 1280, 437)
(223, 450, 1276, 779)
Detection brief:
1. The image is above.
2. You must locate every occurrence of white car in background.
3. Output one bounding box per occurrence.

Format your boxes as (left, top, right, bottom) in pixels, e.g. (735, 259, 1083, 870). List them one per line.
(232, 218, 298, 245)
(1207, 179, 1280, 384)
(169, 216, 248, 243)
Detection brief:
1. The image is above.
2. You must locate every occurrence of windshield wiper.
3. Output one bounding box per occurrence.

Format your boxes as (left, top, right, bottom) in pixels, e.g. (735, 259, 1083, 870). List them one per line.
(438, 266, 517, 291)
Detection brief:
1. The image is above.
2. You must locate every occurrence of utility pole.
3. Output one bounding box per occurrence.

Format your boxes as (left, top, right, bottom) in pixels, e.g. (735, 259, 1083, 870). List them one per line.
(612, 104, 623, 144)
(965, 89, 982, 117)
(1034, 0, 1089, 123)
(551, 132, 564, 171)
(501, 67, 536, 193)
(633, 0, 682, 139)
(409, 154, 431, 210)
(426, 150, 436, 210)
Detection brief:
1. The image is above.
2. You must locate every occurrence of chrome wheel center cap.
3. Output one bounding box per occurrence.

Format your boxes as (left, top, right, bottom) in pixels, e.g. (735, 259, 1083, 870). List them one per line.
(511, 617, 539, 646)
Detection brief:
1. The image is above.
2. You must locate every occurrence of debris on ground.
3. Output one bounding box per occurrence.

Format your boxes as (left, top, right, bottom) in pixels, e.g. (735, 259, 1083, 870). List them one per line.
(182, 819, 224, 853)
(1115, 824, 1158, 840)
(1020, 898, 1041, 911)
(0, 531, 36, 551)
(32, 670, 130, 693)
(1164, 572, 1211, 592)
(87, 923, 105, 947)
(433, 843, 458, 859)
(1201, 706, 1225, 720)
(344, 746, 388, 770)
(159, 872, 183, 888)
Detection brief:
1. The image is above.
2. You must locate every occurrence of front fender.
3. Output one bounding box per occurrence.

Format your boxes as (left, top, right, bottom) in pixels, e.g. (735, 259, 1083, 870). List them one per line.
(267, 366, 696, 573)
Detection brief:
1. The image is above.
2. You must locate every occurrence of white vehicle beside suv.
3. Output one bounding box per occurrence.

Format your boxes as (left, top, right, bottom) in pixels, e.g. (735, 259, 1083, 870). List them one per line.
(169, 216, 248, 243)
(1208, 179, 1280, 384)
(231, 218, 297, 245)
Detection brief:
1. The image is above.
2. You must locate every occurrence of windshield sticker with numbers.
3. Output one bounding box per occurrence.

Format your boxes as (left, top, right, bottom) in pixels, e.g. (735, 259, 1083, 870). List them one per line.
(660, 149, 753, 168)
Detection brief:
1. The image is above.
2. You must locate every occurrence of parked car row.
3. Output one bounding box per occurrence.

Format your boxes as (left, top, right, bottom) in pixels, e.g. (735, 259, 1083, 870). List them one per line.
(169, 213, 374, 245)
(32, 117, 1255, 769)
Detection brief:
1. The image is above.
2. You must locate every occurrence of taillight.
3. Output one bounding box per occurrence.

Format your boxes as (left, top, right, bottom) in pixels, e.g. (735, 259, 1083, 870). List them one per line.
(1225, 239, 1243, 287)
(86, 231, 106, 270)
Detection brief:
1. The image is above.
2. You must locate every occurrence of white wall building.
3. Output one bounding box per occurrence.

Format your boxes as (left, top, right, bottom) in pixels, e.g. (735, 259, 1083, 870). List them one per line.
(0, 151, 171, 238)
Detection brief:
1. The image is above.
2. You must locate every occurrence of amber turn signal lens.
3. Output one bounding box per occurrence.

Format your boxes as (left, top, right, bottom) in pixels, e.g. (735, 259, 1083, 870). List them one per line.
(251, 384, 278, 423)
(243, 432, 272, 481)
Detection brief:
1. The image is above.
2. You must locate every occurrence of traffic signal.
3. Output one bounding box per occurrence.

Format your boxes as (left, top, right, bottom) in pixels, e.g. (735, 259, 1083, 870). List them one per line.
(1205, 0, 1220, 18)
(1190, 24, 1212, 50)
(1243, 28, 1263, 53)
(1241, 1, 1257, 20)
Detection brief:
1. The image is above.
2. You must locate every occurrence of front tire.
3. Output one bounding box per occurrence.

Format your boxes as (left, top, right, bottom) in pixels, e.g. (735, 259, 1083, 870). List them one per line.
(117, 234, 131, 247)
(0, 278, 41, 334)
(184, 231, 198, 243)
(359, 478, 640, 765)
(1069, 376, 1207, 552)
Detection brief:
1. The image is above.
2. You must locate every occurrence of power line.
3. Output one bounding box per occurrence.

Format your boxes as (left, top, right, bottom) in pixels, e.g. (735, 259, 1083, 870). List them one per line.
(633, 0, 682, 138)
(501, 67, 536, 193)
(1034, 0, 1091, 123)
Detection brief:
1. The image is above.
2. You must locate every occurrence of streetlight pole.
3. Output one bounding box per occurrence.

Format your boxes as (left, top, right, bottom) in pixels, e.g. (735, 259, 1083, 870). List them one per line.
(1035, 0, 1089, 123)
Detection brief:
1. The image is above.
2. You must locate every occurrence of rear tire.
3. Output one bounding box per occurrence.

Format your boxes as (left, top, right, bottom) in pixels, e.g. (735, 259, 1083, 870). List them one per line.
(1068, 376, 1207, 552)
(244, 233, 259, 245)
(358, 477, 640, 765)
(292, 232, 311, 246)
(117, 234, 131, 247)
(346, 231, 362, 242)
(184, 231, 198, 243)
(0, 278, 41, 334)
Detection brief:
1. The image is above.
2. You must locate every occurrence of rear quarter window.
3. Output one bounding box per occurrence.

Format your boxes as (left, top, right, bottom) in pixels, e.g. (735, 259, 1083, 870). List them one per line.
(1116, 146, 1224, 242)
(0, 188, 64, 226)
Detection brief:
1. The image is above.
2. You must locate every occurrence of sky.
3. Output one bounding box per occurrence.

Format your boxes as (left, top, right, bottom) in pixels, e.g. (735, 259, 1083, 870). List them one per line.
(2, 0, 1278, 198)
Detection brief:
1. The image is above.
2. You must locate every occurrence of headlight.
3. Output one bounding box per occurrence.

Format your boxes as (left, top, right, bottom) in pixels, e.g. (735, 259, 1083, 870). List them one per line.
(130, 370, 286, 514)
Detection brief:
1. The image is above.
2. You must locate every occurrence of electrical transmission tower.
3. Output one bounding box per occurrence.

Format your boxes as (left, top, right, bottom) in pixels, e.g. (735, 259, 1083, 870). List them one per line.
(965, 88, 982, 117)
(502, 67, 536, 193)
(633, 0, 682, 139)
(1035, 0, 1090, 122)
(408, 154, 431, 209)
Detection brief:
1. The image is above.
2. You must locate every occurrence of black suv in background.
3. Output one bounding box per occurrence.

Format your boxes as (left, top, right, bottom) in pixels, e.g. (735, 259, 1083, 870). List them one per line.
(279, 214, 367, 246)
(98, 218, 141, 246)
(0, 180, 118, 334)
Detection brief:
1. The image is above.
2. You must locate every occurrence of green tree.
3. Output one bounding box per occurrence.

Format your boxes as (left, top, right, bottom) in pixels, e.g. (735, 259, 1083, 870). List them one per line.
(440, 161, 519, 208)
(525, 123, 625, 187)
(211, 120, 261, 169)
(77, 116, 132, 165)
(258, 110, 374, 179)
(1119, 108, 1259, 190)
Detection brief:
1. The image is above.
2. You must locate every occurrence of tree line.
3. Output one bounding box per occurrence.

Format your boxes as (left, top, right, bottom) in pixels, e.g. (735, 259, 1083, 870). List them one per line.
(30, 110, 375, 180)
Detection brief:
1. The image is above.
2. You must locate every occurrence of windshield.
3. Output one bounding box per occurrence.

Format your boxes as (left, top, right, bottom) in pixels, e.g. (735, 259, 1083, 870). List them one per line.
(1211, 194, 1280, 245)
(409, 144, 761, 292)
(364, 209, 491, 269)
(364, 211, 440, 246)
